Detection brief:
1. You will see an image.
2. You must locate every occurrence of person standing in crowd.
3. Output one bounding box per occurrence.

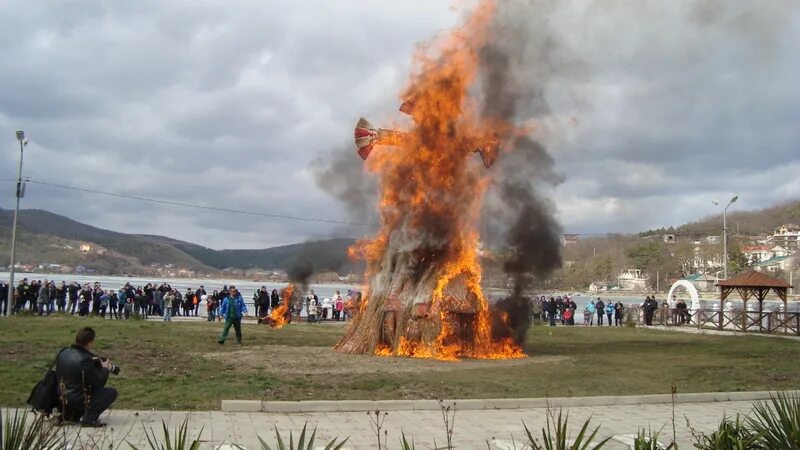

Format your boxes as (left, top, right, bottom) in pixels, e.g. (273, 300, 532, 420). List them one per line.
(99, 290, 110, 318)
(586, 300, 596, 326)
(252, 290, 260, 318)
(595, 298, 605, 326)
(78, 294, 90, 316)
(675, 298, 689, 324)
(67, 282, 80, 315)
(37, 279, 51, 316)
(163, 290, 174, 321)
(605, 301, 614, 326)
(642, 296, 659, 326)
(118, 288, 130, 319)
(80, 283, 92, 314)
(25, 279, 37, 312)
(56, 282, 67, 313)
(555, 296, 565, 325)
(218, 286, 246, 345)
(13, 279, 27, 314)
(307, 295, 319, 323)
(582, 305, 591, 326)
(132, 288, 143, 318)
(172, 289, 182, 316)
(614, 301, 625, 326)
(332, 290, 343, 321)
(92, 284, 103, 316)
(109, 290, 119, 319)
(48, 282, 57, 314)
(563, 305, 574, 325)
(0, 281, 7, 316)
(116, 287, 126, 319)
(547, 297, 557, 326)
(206, 293, 216, 322)
(195, 285, 206, 317)
(258, 287, 269, 315)
(144, 283, 154, 316)
(305, 290, 318, 318)
(270, 289, 280, 311)
(183, 288, 194, 317)
(153, 288, 163, 317)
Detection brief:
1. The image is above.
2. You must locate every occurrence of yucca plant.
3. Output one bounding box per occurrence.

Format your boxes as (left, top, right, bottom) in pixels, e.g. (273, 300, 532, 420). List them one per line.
(523, 408, 611, 450)
(128, 417, 203, 450)
(691, 415, 760, 450)
(256, 423, 348, 450)
(747, 391, 800, 449)
(1, 408, 64, 450)
(633, 428, 675, 450)
(399, 430, 415, 450)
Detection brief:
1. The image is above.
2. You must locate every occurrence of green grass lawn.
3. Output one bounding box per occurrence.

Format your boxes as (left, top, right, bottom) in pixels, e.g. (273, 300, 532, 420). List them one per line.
(1, 315, 799, 410)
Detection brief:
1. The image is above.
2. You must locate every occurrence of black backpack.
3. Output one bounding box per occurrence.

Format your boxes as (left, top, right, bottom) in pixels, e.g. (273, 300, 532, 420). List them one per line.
(26, 348, 65, 416)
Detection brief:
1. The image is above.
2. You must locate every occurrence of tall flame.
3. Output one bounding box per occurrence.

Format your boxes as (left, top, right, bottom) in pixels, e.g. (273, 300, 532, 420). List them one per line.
(267, 284, 294, 329)
(336, 0, 526, 361)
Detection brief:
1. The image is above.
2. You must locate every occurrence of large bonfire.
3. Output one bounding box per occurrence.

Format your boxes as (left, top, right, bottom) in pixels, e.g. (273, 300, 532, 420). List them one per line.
(335, 0, 529, 361)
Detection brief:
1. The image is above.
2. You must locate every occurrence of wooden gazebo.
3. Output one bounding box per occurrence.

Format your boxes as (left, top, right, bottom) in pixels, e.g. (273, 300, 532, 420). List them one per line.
(715, 270, 793, 333)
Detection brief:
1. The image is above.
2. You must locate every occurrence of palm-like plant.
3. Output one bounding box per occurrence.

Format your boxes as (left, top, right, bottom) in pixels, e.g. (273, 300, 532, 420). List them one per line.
(747, 391, 800, 449)
(128, 417, 203, 450)
(1, 409, 64, 450)
(524, 408, 611, 450)
(691, 415, 760, 450)
(256, 423, 348, 450)
(632, 428, 675, 450)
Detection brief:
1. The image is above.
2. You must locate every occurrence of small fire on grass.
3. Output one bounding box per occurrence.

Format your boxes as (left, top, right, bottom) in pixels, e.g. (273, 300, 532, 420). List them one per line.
(266, 284, 294, 329)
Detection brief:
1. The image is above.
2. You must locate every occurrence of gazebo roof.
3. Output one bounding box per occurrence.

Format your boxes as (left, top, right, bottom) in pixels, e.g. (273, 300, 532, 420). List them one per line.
(716, 270, 791, 289)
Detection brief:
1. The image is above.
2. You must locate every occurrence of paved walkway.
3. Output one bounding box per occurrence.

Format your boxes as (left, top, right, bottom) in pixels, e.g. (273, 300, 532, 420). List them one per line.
(54, 399, 761, 449)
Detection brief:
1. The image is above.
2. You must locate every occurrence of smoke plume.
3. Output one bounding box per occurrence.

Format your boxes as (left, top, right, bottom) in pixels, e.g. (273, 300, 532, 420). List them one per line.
(313, 146, 378, 225)
(477, 0, 571, 344)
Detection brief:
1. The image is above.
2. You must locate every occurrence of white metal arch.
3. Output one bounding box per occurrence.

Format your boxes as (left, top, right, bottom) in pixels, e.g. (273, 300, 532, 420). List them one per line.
(667, 280, 701, 311)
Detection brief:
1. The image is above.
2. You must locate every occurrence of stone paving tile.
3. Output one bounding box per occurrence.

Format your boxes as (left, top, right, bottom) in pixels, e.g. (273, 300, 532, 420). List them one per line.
(6, 399, 766, 449)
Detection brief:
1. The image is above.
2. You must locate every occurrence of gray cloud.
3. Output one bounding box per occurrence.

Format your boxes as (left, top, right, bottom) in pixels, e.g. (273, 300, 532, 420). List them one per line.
(0, 0, 798, 249)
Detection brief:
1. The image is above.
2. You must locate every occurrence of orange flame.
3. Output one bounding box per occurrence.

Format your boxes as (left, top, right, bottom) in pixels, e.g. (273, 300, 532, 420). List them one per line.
(336, 0, 528, 361)
(267, 284, 294, 329)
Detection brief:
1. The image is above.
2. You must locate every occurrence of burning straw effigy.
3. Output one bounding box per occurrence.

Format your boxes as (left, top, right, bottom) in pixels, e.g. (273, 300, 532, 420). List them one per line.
(334, 0, 553, 361)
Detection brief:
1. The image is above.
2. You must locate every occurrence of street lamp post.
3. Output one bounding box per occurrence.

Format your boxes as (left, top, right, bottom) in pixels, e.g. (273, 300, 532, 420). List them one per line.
(712, 196, 738, 280)
(7, 130, 27, 314)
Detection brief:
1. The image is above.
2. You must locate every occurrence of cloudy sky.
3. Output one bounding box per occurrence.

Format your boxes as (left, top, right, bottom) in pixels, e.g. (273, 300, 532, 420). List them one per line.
(1, 0, 798, 249)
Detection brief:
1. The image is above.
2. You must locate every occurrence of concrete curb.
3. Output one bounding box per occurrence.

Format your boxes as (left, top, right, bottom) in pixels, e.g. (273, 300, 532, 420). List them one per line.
(221, 390, 798, 413)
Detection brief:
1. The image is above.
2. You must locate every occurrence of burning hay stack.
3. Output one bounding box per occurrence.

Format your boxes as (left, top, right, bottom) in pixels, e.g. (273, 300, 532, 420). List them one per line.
(334, 0, 562, 361)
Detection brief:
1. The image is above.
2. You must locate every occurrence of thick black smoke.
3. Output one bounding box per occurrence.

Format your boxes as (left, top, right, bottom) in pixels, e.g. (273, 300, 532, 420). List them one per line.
(479, 1, 569, 344)
(287, 258, 314, 288)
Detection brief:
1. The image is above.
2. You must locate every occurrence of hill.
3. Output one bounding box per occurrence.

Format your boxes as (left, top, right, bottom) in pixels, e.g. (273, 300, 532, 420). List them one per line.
(641, 200, 800, 238)
(0, 208, 356, 276)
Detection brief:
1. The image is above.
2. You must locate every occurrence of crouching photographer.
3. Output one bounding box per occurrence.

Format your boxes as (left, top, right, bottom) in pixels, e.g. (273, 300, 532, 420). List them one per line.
(55, 327, 119, 427)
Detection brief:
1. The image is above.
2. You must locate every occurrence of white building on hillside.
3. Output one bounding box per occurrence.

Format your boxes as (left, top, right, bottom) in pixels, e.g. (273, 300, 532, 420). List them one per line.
(768, 224, 800, 249)
(618, 269, 648, 290)
(741, 245, 789, 265)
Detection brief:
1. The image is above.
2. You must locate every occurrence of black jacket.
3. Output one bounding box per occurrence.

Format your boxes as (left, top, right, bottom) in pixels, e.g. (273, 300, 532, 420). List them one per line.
(55, 345, 109, 404)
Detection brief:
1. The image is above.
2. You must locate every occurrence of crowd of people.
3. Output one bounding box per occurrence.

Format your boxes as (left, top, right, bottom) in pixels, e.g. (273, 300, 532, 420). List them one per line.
(537, 294, 692, 327)
(0, 278, 360, 323)
(538, 296, 627, 326)
(1, 278, 219, 319)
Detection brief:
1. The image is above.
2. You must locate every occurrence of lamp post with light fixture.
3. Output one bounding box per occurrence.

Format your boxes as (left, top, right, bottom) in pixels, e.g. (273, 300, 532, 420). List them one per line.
(712, 196, 738, 280)
(6, 130, 27, 313)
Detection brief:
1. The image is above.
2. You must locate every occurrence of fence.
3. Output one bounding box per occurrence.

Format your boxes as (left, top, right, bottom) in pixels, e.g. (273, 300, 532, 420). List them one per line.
(632, 305, 800, 336)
